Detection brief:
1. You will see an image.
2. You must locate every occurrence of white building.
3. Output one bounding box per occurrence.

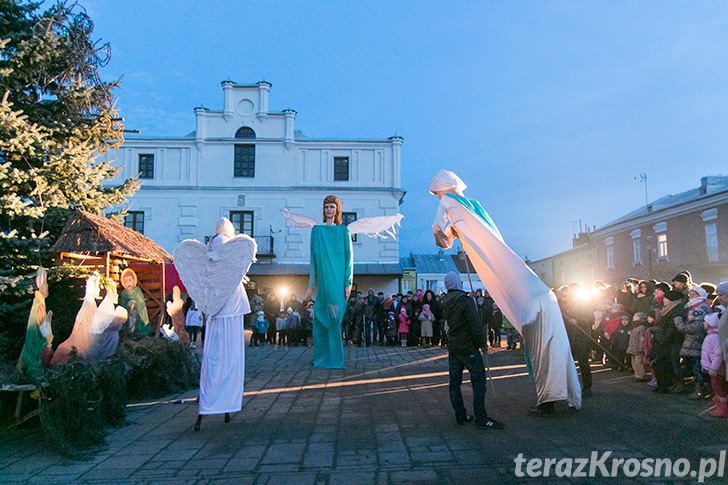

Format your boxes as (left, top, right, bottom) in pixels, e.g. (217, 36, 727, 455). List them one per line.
(104, 81, 405, 298)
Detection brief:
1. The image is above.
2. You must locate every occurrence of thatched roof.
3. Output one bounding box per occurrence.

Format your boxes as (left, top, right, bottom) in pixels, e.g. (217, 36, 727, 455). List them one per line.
(50, 211, 172, 263)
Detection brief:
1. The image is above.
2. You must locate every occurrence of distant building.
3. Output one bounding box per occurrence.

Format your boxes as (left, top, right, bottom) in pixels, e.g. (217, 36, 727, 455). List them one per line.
(400, 250, 483, 295)
(103, 81, 405, 297)
(529, 176, 728, 287)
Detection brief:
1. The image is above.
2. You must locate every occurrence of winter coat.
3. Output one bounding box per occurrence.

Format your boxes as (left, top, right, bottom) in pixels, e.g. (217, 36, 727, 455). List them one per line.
(648, 325, 670, 362)
(442, 289, 485, 354)
(627, 324, 646, 355)
(674, 302, 709, 357)
(660, 300, 686, 347)
(613, 325, 631, 352)
(633, 294, 655, 316)
(398, 313, 410, 333)
(701, 328, 724, 376)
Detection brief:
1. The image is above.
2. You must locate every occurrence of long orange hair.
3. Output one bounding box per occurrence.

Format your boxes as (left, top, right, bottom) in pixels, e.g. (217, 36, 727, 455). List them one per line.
(322, 195, 342, 225)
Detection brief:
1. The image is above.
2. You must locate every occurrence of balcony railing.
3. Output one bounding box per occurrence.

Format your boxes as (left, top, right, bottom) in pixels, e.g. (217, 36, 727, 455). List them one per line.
(254, 235, 275, 258)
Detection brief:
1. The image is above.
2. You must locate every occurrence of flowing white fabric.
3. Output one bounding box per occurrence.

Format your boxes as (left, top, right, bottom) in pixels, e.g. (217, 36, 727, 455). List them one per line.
(198, 289, 246, 415)
(281, 209, 403, 239)
(433, 193, 582, 409)
(173, 232, 253, 416)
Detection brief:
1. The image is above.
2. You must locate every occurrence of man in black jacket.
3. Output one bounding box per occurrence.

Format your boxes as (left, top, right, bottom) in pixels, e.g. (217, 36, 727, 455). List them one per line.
(442, 271, 503, 430)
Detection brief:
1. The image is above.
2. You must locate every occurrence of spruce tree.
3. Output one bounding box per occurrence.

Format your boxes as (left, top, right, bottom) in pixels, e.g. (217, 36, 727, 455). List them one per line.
(0, 0, 138, 362)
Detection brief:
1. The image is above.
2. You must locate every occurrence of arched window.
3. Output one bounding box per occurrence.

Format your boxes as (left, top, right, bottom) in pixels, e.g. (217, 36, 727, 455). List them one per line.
(235, 126, 256, 139)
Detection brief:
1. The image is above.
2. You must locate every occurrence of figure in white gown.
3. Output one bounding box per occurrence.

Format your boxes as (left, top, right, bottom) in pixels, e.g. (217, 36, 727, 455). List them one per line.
(173, 217, 256, 430)
(430, 169, 581, 411)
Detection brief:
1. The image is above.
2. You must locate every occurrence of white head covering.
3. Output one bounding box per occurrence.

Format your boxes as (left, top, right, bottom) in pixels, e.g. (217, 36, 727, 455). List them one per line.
(429, 169, 467, 195)
(211, 217, 236, 249)
(216, 217, 235, 238)
(689, 286, 707, 299)
(717, 281, 728, 295)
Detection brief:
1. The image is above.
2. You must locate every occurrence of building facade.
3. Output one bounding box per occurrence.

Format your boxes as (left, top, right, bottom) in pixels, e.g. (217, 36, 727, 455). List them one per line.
(400, 250, 483, 295)
(529, 176, 728, 287)
(104, 81, 405, 298)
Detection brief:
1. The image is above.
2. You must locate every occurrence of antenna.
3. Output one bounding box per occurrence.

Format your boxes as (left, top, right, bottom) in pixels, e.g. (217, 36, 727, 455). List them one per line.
(635, 173, 648, 207)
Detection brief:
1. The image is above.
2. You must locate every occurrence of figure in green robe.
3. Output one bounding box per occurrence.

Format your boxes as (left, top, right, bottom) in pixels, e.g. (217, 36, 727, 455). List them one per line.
(120, 268, 152, 336)
(305, 195, 353, 369)
(18, 268, 53, 380)
(281, 196, 402, 369)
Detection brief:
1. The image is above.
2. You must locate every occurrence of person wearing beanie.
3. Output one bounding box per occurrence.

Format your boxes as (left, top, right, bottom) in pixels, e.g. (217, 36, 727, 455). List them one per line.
(701, 312, 727, 417)
(675, 286, 711, 398)
(661, 290, 690, 393)
(672, 273, 690, 298)
(441, 271, 503, 430)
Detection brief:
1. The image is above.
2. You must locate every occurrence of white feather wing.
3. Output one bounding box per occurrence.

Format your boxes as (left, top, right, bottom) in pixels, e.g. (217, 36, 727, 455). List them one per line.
(173, 235, 257, 317)
(347, 214, 404, 239)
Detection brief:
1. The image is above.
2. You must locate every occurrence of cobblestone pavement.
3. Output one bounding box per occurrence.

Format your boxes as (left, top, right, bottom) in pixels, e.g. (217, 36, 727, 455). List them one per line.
(1, 342, 727, 483)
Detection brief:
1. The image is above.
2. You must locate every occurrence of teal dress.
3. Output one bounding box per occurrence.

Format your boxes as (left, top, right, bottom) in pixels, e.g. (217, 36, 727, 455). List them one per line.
(309, 224, 353, 369)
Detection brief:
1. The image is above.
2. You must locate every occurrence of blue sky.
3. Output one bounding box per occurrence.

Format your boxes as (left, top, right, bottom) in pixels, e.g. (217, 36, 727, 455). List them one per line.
(85, 1, 728, 260)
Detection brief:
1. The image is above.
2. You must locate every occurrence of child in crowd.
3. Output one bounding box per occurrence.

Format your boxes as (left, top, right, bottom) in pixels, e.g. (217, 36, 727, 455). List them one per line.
(398, 307, 410, 347)
(185, 300, 203, 349)
(253, 311, 269, 346)
(276, 310, 288, 345)
(503, 315, 518, 350)
(419, 303, 435, 347)
(611, 314, 631, 371)
(286, 307, 301, 345)
(385, 311, 398, 346)
(675, 286, 711, 398)
(701, 310, 727, 418)
(627, 312, 647, 381)
(644, 310, 657, 388)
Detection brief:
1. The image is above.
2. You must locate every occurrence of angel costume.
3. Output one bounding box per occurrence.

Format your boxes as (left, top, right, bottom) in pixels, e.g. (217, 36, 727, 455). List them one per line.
(281, 207, 403, 369)
(430, 170, 581, 409)
(18, 269, 53, 380)
(50, 274, 101, 365)
(174, 218, 256, 416)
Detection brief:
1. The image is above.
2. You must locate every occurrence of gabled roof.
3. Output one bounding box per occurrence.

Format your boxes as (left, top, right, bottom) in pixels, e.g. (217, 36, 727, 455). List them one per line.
(51, 211, 172, 263)
(400, 252, 476, 274)
(599, 176, 728, 230)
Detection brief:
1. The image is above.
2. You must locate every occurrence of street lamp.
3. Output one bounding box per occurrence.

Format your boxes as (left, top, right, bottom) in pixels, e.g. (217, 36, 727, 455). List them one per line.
(277, 286, 288, 311)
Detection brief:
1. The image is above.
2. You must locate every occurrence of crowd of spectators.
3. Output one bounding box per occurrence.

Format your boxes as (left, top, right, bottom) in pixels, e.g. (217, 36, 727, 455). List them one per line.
(245, 287, 518, 352)
(557, 272, 728, 418)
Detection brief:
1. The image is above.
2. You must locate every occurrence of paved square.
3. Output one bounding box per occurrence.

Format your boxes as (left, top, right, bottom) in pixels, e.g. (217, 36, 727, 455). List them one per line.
(1, 344, 726, 483)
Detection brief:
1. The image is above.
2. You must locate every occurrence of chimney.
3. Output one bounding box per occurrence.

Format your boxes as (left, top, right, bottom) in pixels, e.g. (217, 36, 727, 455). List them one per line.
(437, 249, 444, 261)
(221, 80, 235, 120)
(257, 81, 271, 119)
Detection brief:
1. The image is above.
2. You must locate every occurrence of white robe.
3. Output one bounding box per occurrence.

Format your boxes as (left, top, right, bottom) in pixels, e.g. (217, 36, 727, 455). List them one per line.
(198, 238, 251, 415)
(433, 194, 582, 409)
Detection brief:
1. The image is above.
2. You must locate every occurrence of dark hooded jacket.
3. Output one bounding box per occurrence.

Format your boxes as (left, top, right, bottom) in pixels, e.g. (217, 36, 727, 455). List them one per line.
(443, 289, 485, 354)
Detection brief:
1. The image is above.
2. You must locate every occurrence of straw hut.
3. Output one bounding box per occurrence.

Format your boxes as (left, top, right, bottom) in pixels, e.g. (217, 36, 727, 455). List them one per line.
(50, 211, 172, 330)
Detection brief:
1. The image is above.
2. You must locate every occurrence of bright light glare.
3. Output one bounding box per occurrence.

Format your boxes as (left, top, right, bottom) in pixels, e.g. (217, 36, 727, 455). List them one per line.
(576, 287, 591, 301)
(277, 286, 288, 298)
